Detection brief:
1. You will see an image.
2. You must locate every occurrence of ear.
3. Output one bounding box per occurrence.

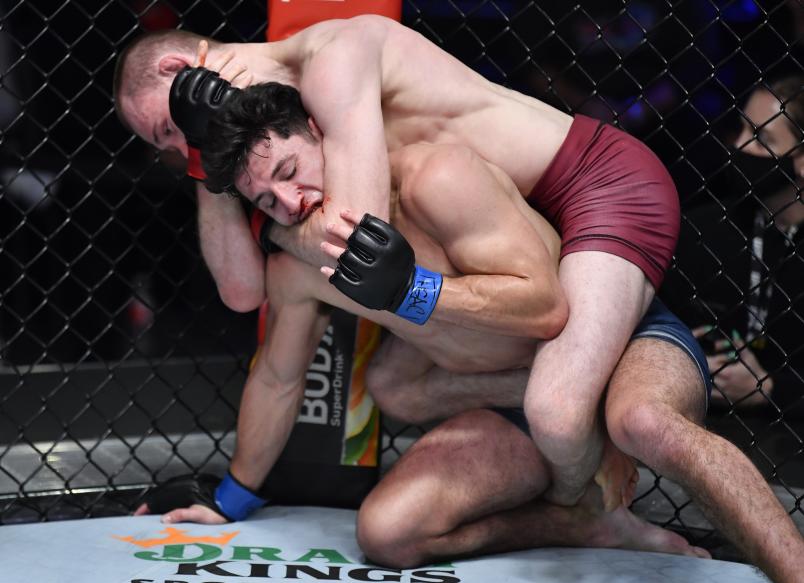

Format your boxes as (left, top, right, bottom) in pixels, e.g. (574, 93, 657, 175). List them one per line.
(158, 54, 192, 77)
(307, 117, 323, 140)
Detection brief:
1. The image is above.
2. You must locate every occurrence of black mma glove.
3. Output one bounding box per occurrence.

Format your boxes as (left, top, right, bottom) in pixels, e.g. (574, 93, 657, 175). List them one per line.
(144, 472, 266, 522)
(329, 214, 443, 325)
(169, 66, 241, 179)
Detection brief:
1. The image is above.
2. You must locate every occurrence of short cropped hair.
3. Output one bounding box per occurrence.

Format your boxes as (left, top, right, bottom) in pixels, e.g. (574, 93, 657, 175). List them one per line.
(113, 30, 210, 126)
(203, 82, 314, 195)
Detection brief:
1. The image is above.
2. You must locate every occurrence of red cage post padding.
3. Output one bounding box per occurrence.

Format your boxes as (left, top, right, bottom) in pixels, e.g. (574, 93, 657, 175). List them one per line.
(267, 0, 401, 41)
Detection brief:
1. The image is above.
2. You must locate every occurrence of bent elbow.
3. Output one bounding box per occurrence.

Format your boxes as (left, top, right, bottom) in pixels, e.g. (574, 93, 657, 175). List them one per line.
(534, 292, 569, 340)
(218, 282, 266, 313)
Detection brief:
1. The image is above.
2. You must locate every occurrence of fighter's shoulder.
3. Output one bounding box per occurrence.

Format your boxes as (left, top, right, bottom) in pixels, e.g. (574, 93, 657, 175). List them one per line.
(297, 15, 394, 52)
(392, 143, 486, 236)
(397, 143, 485, 201)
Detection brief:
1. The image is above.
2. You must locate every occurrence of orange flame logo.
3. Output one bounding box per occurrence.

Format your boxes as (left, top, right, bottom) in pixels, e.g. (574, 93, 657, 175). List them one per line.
(113, 527, 240, 548)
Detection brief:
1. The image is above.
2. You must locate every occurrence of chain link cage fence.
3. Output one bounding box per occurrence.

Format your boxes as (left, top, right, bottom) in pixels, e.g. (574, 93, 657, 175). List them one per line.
(0, 0, 802, 562)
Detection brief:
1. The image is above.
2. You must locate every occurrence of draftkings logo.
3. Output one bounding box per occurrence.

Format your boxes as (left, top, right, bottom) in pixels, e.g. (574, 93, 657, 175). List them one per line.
(113, 528, 460, 582)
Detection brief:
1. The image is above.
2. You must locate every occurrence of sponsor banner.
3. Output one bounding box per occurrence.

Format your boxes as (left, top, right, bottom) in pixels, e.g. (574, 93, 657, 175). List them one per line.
(254, 308, 380, 508)
(279, 309, 379, 469)
(0, 506, 770, 583)
(342, 318, 381, 467)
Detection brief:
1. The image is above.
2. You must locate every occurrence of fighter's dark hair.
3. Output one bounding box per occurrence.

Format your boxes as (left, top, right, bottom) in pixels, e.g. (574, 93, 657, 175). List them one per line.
(202, 82, 314, 195)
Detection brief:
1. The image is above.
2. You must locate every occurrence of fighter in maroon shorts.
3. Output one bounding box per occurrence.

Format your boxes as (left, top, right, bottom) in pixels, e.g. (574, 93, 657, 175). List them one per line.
(115, 20, 804, 581)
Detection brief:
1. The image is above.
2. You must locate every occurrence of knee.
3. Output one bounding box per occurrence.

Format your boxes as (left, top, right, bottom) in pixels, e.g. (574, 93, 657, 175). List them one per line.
(356, 492, 428, 569)
(217, 282, 264, 313)
(607, 400, 682, 466)
(524, 396, 596, 463)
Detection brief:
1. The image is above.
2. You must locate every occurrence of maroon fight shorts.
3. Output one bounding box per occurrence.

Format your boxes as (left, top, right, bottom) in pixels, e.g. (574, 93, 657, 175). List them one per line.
(526, 115, 680, 290)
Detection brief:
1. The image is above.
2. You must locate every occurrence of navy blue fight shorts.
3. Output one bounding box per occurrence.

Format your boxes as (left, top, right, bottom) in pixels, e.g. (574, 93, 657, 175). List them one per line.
(493, 297, 712, 435)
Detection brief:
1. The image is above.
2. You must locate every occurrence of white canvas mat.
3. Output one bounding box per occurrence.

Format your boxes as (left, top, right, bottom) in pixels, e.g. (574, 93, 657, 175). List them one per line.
(0, 505, 769, 583)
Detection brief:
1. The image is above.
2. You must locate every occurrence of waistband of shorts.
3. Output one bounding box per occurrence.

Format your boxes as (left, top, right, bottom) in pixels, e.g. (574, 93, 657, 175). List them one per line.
(489, 407, 531, 437)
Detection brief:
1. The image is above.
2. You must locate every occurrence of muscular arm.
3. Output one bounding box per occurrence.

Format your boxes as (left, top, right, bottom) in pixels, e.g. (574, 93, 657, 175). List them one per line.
(406, 145, 568, 339)
(229, 253, 330, 490)
(300, 18, 390, 223)
(196, 182, 266, 312)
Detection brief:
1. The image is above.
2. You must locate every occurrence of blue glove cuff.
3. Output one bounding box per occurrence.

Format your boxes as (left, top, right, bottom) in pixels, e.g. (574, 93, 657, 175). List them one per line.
(214, 472, 266, 521)
(395, 265, 443, 326)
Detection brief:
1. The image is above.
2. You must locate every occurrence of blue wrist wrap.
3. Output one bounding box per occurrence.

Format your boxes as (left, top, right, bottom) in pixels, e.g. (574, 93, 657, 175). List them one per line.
(214, 472, 266, 521)
(394, 265, 443, 326)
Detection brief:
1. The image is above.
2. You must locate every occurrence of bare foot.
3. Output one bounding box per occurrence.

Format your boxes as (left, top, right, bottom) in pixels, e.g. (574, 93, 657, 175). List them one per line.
(588, 505, 711, 558)
(594, 436, 639, 512)
(579, 487, 711, 559)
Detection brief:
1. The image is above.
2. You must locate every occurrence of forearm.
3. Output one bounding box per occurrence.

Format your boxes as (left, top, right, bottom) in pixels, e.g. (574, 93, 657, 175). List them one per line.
(270, 223, 331, 267)
(432, 274, 568, 339)
(324, 173, 390, 224)
(321, 170, 390, 226)
(196, 184, 265, 311)
(229, 373, 304, 491)
(326, 214, 569, 334)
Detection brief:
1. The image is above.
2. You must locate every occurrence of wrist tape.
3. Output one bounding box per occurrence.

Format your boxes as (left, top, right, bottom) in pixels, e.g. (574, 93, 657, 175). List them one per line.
(394, 265, 442, 325)
(214, 471, 266, 521)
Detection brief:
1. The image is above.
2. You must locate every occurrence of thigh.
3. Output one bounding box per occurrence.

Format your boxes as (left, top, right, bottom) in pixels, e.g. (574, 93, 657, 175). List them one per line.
(557, 251, 655, 326)
(366, 334, 434, 393)
(370, 409, 549, 527)
(371, 333, 434, 377)
(527, 251, 654, 406)
(607, 337, 707, 428)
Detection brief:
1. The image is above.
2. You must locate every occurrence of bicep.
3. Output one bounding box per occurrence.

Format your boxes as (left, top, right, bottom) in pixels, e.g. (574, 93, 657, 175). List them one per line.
(443, 211, 555, 280)
(413, 150, 557, 279)
(300, 21, 385, 131)
(301, 30, 389, 207)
